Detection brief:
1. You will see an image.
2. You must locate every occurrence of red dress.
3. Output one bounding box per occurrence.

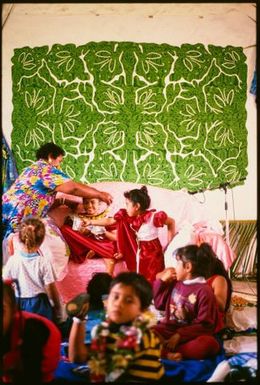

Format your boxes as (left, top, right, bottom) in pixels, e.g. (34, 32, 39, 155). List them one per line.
(115, 209, 167, 283)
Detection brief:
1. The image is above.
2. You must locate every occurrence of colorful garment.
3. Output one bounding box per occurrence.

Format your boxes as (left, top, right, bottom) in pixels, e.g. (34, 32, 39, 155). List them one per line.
(89, 316, 164, 382)
(115, 209, 166, 283)
(2, 159, 70, 238)
(153, 278, 221, 359)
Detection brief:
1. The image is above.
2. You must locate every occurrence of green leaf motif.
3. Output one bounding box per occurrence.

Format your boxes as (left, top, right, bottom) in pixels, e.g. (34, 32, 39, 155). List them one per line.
(11, 42, 248, 192)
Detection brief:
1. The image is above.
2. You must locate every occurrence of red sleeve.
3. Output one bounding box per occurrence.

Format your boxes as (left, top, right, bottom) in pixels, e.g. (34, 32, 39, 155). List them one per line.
(114, 208, 127, 221)
(153, 211, 167, 227)
(153, 279, 174, 311)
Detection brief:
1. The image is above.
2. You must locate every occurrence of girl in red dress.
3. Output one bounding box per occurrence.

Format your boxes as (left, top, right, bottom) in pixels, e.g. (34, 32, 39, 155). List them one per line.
(83, 186, 175, 283)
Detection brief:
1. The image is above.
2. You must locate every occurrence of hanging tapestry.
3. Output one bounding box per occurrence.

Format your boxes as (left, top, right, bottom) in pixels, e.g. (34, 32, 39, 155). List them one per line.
(11, 42, 248, 192)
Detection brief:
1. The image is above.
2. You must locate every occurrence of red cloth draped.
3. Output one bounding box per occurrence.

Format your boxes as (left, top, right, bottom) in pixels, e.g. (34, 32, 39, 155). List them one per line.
(60, 224, 117, 264)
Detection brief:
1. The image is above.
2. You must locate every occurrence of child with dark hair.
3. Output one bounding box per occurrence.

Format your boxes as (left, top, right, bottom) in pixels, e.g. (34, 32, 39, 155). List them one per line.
(61, 272, 113, 343)
(61, 197, 118, 275)
(153, 243, 221, 361)
(68, 272, 164, 382)
(82, 185, 175, 283)
(2, 280, 61, 384)
(3, 217, 62, 321)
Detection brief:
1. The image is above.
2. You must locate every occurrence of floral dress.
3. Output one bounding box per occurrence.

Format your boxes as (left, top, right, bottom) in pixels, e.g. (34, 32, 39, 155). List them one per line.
(115, 209, 167, 283)
(2, 159, 70, 238)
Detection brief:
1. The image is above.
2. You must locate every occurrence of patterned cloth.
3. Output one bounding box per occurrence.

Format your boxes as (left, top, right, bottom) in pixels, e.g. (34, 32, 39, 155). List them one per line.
(89, 319, 164, 382)
(2, 159, 70, 238)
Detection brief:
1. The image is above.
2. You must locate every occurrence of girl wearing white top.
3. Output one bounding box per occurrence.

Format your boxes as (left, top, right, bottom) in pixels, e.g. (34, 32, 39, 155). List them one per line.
(3, 217, 62, 321)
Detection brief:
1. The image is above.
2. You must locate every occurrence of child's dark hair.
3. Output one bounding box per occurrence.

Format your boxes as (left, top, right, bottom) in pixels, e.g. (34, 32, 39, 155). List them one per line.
(175, 243, 216, 278)
(19, 217, 45, 251)
(110, 272, 152, 310)
(36, 142, 65, 161)
(124, 185, 150, 211)
(87, 273, 113, 310)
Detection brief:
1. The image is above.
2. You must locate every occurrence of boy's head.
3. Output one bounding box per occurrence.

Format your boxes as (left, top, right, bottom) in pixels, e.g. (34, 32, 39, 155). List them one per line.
(82, 198, 100, 216)
(107, 272, 152, 324)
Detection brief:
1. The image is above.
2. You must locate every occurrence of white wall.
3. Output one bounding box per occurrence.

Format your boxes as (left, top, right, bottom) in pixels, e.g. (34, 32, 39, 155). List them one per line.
(2, 3, 257, 220)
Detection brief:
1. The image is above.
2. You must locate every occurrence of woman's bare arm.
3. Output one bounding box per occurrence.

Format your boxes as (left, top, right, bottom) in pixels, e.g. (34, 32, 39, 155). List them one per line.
(55, 180, 113, 205)
(211, 275, 228, 312)
(165, 217, 176, 245)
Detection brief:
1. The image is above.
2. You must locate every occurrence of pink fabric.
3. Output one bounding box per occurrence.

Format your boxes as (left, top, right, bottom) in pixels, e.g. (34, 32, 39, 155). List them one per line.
(56, 259, 128, 303)
(195, 231, 235, 270)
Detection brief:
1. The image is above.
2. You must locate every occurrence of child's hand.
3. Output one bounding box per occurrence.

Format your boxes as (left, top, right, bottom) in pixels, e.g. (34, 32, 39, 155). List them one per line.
(164, 333, 181, 351)
(113, 252, 123, 260)
(156, 267, 176, 282)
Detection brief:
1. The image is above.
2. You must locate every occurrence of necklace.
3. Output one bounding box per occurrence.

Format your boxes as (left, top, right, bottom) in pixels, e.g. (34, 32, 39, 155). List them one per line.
(78, 208, 109, 221)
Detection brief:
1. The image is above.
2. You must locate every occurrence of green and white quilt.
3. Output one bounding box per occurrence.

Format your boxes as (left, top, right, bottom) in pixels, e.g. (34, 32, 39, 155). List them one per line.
(11, 41, 248, 192)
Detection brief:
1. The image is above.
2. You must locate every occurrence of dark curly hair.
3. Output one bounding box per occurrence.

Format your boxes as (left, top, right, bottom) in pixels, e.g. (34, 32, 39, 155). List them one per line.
(87, 273, 113, 310)
(36, 142, 65, 161)
(110, 272, 153, 310)
(124, 185, 151, 211)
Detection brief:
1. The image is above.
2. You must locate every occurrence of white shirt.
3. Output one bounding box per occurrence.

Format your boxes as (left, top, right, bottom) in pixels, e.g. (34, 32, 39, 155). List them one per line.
(3, 250, 56, 297)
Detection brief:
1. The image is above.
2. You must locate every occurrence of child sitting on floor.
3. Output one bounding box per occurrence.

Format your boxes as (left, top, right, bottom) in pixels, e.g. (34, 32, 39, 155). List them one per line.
(3, 216, 62, 322)
(61, 272, 112, 342)
(68, 272, 164, 383)
(81, 185, 175, 283)
(61, 197, 119, 276)
(153, 243, 221, 361)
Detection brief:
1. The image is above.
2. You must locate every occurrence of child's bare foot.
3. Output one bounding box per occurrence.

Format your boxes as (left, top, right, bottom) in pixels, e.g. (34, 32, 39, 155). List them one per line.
(104, 258, 115, 276)
(166, 352, 182, 361)
(86, 250, 95, 259)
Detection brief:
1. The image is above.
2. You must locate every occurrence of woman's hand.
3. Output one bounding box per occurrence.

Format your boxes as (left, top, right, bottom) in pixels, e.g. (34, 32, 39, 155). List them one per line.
(99, 191, 113, 205)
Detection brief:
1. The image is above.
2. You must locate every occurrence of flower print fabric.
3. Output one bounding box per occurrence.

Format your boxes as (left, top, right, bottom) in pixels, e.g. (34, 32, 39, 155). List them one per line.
(88, 316, 164, 382)
(2, 159, 70, 238)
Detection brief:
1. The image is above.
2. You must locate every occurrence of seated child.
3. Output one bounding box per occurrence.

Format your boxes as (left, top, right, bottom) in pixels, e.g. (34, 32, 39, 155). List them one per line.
(61, 272, 112, 342)
(68, 272, 164, 383)
(153, 243, 221, 361)
(2, 280, 61, 384)
(81, 186, 175, 283)
(3, 217, 62, 322)
(61, 197, 119, 275)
